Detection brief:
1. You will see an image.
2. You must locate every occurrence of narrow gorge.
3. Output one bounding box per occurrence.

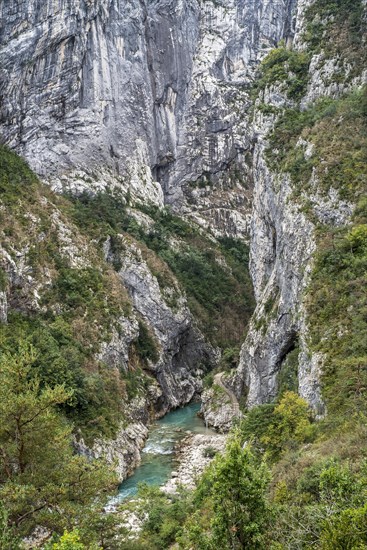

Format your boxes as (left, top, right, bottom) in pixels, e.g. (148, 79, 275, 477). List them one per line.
(0, 0, 366, 547)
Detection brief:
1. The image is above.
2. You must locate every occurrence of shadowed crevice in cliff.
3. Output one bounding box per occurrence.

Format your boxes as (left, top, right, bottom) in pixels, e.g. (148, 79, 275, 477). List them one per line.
(0, 0, 297, 238)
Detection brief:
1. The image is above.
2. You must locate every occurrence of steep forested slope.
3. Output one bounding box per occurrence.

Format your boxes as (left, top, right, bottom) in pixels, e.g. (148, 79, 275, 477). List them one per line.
(0, 143, 254, 546)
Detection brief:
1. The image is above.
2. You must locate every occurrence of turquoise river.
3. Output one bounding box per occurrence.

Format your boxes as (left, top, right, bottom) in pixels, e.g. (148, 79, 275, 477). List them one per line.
(117, 402, 214, 500)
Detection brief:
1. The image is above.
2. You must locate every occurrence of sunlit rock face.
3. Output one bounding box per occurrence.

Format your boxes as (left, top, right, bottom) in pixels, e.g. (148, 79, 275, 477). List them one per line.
(0, 0, 295, 235)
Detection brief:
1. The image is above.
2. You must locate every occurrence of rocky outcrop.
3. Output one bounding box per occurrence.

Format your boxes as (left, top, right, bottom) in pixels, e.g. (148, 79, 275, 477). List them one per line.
(201, 372, 242, 432)
(0, 290, 8, 323)
(105, 234, 217, 411)
(75, 421, 149, 482)
(97, 316, 139, 373)
(201, 388, 236, 433)
(0, 0, 296, 237)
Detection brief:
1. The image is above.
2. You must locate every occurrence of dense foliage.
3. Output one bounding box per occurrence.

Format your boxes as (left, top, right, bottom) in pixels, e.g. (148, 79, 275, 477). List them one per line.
(0, 345, 122, 549)
(254, 44, 310, 101)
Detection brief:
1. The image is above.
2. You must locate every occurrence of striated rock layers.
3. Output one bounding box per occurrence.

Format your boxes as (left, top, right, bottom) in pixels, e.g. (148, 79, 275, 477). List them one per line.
(0, 0, 295, 237)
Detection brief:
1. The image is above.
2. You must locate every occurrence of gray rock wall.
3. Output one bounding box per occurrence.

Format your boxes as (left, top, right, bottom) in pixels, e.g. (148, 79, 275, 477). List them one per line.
(0, 0, 296, 236)
(236, 134, 321, 410)
(236, 0, 365, 413)
(104, 234, 217, 411)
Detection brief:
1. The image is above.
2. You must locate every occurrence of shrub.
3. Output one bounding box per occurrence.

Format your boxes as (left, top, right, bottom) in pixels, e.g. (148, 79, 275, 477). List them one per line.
(134, 320, 160, 365)
(319, 504, 367, 550)
(240, 392, 314, 460)
(0, 269, 8, 292)
(0, 145, 38, 205)
(254, 45, 310, 101)
(49, 530, 86, 550)
(203, 446, 218, 458)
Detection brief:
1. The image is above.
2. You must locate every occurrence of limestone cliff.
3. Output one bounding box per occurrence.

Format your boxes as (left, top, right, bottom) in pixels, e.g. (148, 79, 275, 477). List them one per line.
(236, 0, 366, 413)
(0, 0, 295, 237)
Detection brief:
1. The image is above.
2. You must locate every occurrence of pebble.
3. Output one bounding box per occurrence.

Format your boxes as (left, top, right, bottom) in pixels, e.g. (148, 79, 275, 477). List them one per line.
(162, 433, 227, 494)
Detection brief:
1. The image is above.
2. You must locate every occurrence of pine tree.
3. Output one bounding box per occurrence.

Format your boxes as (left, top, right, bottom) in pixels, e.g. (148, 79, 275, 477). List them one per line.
(0, 343, 116, 539)
(209, 436, 271, 549)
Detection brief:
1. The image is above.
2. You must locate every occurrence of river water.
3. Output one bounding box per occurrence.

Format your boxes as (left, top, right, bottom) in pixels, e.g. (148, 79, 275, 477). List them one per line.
(117, 402, 214, 500)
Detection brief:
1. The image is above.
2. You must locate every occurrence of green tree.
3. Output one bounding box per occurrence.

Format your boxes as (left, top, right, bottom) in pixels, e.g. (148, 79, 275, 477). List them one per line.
(346, 224, 367, 253)
(0, 502, 21, 549)
(206, 436, 271, 549)
(319, 505, 367, 550)
(263, 391, 313, 457)
(50, 530, 87, 550)
(0, 344, 116, 539)
(240, 392, 314, 460)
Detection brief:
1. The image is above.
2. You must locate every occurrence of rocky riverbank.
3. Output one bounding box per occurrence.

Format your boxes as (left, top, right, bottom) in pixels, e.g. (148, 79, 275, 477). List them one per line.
(162, 433, 227, 494)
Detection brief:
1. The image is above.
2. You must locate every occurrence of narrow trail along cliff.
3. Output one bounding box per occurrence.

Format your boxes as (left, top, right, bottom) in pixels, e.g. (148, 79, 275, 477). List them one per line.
(214, 372, 241, 418)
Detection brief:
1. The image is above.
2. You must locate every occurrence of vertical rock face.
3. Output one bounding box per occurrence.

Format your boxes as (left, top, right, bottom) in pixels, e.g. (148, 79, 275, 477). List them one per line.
(0, 0, 164, 205)
(236, 0, 365, 413)
(105, 235, 217, 411)
(0, 0, 295, 235)
(236, 133, 321, 410)
(158, 0, 296, 238)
